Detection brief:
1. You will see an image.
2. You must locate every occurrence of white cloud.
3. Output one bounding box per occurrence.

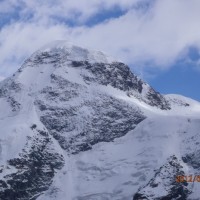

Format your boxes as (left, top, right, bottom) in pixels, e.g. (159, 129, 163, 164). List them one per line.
(0, 0, 200, 78)
(0, 0, 144, 23)
(0, 76, 5, 81)
(0, 22, 71, 76)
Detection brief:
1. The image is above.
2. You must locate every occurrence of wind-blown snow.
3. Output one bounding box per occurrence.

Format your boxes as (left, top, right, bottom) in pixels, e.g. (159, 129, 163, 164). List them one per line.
(38, 40, 116, 64)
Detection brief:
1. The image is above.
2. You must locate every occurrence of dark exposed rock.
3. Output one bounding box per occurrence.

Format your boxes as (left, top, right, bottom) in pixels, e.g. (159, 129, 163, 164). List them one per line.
(166, 96, 190, 107)
(133, 155, 190, 200)
(7, 96, 21, 112)
(81, 61, 143, 92)
(30, 124, 37, 130)
(37, 94, 145, 154)
(0, 130, 64, 200)
(182, 150, 200, 169)
(145, 88, 170, 110)
(0, 80, 22, 111)
(30, 51, 62, 65)
(70, 61, 170, 110)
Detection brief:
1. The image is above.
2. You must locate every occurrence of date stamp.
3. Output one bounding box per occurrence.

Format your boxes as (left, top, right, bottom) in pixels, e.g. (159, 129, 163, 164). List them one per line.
(176, 175, 200, 183)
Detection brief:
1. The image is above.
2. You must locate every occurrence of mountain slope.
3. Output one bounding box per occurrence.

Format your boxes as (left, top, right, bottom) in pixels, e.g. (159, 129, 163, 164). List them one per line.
(0, 41, 200, 200)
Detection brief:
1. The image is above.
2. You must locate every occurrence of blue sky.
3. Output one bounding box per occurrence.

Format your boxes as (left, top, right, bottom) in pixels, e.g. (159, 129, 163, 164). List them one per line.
(139, 46, 200, 101)
(0, 0, 200, 101)
(149, 64, 200, 101)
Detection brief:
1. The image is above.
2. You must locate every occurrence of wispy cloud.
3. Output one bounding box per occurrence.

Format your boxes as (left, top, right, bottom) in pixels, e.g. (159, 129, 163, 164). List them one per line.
(0, 0, 200, 78)
(0, 0, 144, 24)
(0, 76, 5, 81)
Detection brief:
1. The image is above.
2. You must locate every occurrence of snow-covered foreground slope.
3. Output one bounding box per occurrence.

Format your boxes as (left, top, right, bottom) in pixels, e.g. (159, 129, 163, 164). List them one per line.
(0, 41, 200, 200)
(37, 115, 200, 200)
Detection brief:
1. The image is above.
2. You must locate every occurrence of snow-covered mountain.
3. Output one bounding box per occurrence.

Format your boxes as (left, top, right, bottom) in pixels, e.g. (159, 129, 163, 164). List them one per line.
(0, 41, 200, 200)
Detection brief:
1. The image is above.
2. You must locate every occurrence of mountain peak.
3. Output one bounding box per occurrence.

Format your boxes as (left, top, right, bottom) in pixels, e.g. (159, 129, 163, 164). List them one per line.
(31, 40, 116, 65)
(1, 42, 200, 199)
(8, 41, 170, 111)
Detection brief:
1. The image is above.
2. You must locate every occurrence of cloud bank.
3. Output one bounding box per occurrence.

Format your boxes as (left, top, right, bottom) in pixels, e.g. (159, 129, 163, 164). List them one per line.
(0, 0, 200, 78)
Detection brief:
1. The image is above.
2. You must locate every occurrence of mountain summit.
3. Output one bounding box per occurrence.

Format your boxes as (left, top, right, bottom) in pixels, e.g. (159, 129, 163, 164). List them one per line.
(0, 41, 200, 200)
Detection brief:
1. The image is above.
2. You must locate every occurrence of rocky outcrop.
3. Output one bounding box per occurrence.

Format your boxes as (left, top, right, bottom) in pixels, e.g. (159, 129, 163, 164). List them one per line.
(133, 155, 190, 200)
(35, 74, 145, 154)
(0, 128, 64, 200)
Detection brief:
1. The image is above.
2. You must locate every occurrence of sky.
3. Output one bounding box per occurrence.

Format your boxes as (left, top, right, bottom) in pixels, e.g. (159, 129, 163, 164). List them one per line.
(0, 0, 200, 101)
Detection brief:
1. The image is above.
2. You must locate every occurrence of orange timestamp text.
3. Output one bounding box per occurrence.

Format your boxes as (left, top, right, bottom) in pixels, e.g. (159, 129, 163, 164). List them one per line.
(176, 175, 200, 183)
